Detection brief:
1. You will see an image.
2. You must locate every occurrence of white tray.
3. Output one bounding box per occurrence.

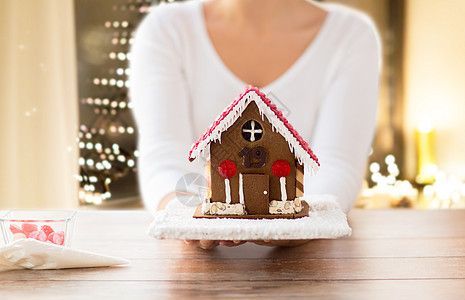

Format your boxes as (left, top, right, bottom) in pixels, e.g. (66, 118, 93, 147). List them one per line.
(148, 195, 351, 240)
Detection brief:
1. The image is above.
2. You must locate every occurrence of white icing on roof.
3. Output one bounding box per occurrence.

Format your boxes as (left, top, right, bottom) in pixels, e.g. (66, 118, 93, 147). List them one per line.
(189, 88, 319, 174)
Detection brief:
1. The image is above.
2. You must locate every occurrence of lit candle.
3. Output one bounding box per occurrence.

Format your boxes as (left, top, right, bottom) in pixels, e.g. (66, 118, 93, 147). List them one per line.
(415, 116, 437, 184)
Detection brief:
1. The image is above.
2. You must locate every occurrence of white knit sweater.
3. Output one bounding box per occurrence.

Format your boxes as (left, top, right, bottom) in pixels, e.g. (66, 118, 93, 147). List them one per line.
(130, 0, 380, 214)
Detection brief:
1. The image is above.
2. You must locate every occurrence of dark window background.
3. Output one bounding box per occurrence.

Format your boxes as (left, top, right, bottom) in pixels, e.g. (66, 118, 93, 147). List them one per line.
(74, 0, 157, 207)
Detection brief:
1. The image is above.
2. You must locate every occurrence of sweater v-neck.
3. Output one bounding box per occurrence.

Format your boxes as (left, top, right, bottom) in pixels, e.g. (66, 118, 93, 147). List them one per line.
(194, 1, 333, 91)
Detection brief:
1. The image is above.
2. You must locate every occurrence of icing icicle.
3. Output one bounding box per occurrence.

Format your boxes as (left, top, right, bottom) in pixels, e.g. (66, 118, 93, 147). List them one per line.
(239, 173, 244, 205)
(279, 177, 287, 201)
(225, 179, 231, 204)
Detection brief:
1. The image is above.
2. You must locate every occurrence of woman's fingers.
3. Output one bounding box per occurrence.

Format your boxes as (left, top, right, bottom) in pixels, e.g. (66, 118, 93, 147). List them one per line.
(184, 240, 246, 249)
(183, 239, 217, 249)
(251, 240, 311, 247)
(184, 239, 310, 248)
(219, 240, 246, 247)
(199, 240, 220, 249)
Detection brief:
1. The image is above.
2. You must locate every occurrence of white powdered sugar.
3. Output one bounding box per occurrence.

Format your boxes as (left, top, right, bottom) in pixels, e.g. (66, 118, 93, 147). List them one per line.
(148, 195, 351, 240)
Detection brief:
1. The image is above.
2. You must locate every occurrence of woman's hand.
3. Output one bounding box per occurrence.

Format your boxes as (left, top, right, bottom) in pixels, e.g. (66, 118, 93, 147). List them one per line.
(251, 240, 311, 247)
(184, 239, 310, 249)
(184, 240, 246, 249)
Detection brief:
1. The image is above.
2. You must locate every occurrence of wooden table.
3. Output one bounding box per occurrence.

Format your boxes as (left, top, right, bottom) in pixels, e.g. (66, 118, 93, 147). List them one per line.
(1, 209, 465, 299)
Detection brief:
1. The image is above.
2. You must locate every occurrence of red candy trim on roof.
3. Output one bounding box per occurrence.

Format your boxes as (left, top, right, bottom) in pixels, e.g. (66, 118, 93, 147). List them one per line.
(188, 86, 319, 167)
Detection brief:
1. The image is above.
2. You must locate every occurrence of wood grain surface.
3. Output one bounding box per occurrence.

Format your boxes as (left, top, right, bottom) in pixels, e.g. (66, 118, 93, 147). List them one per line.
(1, 209, 465, 299)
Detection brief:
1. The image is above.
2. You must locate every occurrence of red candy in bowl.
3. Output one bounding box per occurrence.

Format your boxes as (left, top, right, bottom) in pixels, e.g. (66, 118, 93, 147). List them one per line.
(0, 211, 76, 247)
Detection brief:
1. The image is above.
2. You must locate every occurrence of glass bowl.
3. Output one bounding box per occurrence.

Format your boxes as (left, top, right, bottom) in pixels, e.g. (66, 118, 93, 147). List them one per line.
(0, 210, 76, 247)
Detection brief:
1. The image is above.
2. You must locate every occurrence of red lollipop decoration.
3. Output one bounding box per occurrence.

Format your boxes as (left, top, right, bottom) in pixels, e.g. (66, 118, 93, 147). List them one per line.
(272, 160, 290, 201)
(218, 160, 236, 204)
(218, 160, 236, 179)
(272, 160, 290, 178)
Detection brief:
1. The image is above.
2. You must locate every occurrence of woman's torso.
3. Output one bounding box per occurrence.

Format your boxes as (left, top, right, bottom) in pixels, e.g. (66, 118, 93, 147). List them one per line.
(151, 0, 374, 143)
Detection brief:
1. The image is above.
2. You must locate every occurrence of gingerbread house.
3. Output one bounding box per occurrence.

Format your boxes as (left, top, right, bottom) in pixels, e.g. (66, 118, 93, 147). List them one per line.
(189, 86, 319, 219)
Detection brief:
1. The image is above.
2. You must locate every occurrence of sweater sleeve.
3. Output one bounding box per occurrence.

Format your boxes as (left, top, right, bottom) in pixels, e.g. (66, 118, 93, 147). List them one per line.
(130, 8, 204, 214)
(305, 22, 381, 213)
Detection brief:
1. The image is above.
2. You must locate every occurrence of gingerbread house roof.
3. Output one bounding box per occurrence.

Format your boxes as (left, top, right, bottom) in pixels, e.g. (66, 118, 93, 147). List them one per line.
(188, 86, 320, 172)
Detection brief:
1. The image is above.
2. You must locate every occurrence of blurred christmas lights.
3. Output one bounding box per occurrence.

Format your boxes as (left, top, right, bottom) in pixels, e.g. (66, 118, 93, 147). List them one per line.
(359, 153, 465, 209)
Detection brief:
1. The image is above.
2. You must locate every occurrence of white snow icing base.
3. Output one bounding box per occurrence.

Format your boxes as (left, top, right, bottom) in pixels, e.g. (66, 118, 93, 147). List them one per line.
(148, 195, 351, 240)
